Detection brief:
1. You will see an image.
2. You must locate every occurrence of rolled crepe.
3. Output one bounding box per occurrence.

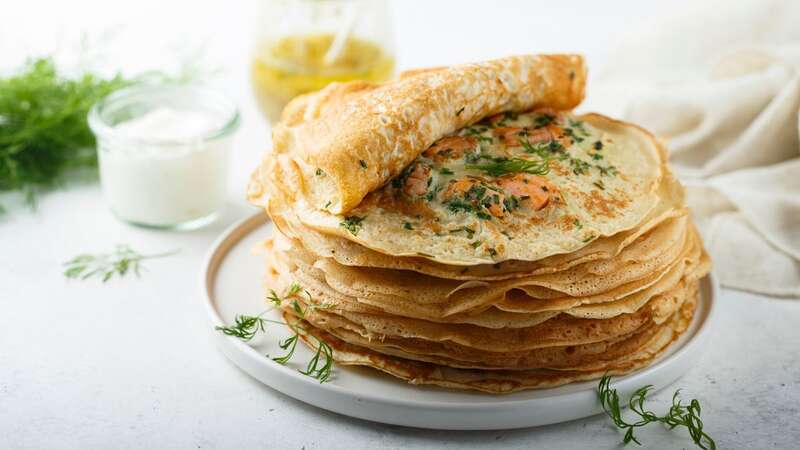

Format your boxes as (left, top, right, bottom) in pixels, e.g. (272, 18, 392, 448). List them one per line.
(250, 54, 587, 215)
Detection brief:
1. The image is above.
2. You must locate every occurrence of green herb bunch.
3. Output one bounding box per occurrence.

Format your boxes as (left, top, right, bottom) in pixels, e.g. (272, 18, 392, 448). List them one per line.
(0, 58, 136, 205)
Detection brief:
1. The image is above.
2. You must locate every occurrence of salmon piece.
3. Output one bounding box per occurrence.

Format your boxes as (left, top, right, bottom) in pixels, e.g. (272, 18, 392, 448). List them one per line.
(497, 173, 554, 211)
(494, 127, 554, 147)
(403, 163, 431, 196)
(423, 136, 478, 161)
(444, 178, 506, 218)
(444, 178, 476, 197)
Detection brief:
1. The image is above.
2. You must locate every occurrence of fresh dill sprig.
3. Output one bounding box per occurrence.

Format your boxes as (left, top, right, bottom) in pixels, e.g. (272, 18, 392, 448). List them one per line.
(217, 283, 335, 383)
(62, 245, 178, 282)
(466, 157, 550, 177)
(217, 314, 268, 341)
(598, 375, 716, 450)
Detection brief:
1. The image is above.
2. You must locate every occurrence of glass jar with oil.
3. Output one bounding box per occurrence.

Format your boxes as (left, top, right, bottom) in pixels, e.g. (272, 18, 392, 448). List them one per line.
(252, 0, 395, 122)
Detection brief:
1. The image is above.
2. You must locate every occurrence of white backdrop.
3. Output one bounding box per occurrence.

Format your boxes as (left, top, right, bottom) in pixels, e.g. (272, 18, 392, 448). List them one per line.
(1, 1, 798, 449)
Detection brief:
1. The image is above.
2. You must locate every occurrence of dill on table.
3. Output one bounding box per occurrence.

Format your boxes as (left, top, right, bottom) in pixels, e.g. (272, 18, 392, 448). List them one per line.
(0, 58, 136, 207)
(63, 245, 179, 282)
(216, 283, 335, 383)
(597, 375, 715, 449)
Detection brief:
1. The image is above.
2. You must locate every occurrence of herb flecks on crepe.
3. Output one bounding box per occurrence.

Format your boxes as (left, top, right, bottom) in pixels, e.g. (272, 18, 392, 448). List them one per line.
(261, 112, 663, 265)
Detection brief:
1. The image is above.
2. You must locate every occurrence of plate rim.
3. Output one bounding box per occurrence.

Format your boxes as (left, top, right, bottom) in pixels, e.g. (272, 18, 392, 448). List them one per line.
(201, 212, 719, 425)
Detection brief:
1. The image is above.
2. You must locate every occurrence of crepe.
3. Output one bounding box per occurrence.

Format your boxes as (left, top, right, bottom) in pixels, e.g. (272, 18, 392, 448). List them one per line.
(245, 54, 713, 394)
(289, 283, 693, 371)
(284, 285, 697, 394)
(261, 111, 665, 265)
(268, 157, 687, 281)
(268, 215, 696, 320)
(249, 54, 587, 215)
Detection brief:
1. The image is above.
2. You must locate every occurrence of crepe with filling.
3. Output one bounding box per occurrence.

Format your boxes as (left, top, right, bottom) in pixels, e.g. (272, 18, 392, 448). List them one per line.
(258, 110, 664, 265)
(249, 54, 587, 215)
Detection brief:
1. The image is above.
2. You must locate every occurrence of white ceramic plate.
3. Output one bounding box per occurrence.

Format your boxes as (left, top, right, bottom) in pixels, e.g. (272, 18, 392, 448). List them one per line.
(202, 213, 719, 430)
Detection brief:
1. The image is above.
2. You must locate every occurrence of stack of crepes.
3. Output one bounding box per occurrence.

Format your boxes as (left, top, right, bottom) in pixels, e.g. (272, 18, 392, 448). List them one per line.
(248, 54, 711, 394)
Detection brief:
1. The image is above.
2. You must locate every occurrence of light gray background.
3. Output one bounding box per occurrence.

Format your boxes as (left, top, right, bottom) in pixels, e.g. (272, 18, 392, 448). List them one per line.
(2, 1, 798, 448)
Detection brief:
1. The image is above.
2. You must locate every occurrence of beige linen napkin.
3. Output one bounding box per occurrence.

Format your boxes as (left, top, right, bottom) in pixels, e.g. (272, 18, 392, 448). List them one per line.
(584, 0, 800, 296)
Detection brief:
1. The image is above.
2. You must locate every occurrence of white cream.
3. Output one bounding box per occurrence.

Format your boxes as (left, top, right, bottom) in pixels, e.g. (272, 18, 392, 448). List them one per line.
(97, 106, 232, 228)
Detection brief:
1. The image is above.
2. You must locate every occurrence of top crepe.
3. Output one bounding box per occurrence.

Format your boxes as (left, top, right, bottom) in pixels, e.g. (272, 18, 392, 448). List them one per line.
(250, 54, 664, 264)
(250, 54, 587, 215)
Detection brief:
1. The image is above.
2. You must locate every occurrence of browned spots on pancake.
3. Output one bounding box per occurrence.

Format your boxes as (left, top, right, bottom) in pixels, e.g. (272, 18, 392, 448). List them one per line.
(549, 161, 570, 177)
(557, 214, 579, 231)
(577, 189, 630, 219)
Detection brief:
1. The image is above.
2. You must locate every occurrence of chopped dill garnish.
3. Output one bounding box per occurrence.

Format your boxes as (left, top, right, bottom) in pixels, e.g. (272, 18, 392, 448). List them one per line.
(63, 245, 178, 282)
(439, 167, 454, 175)
(568, 157, 591, 175)
(444, 197, 474, 214)
(598, 375, 715, 449)
(359, 160, 367, 169)
(340, 216, 365, 236)
(598, 164, 619, 177)
(573, 219, 583, 230)
(493, 111, 518, 127)
(424, 183, 443, 202)
(464, 127, 494, 143)
(534, 114, 555, 127)
(520, 138, 563, 158)
(315, 168, 323, 176)
(567, 117, 590, 136)
(564, 127, 585, 143)
(455, 106, 465, 116)
(593, 179, 606, 190)
(449, 226, 475, 239)
(470, 241, 482, 249)
(403, 222, 414, 230)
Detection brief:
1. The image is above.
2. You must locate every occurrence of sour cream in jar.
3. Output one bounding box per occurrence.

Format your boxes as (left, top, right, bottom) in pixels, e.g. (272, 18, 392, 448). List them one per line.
(89, 86, 239, 229)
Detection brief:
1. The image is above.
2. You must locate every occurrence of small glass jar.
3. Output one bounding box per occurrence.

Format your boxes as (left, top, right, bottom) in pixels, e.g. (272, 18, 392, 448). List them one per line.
(88, 85, 240, 230)
(251, 0, 395, 122)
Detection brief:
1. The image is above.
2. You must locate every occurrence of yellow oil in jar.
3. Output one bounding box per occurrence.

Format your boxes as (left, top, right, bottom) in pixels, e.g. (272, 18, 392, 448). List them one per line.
(251, 33, 395, 121)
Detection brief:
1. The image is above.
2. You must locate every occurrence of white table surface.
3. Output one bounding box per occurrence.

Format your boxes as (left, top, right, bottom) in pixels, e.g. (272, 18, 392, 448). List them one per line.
(2, 1, 799, 449)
